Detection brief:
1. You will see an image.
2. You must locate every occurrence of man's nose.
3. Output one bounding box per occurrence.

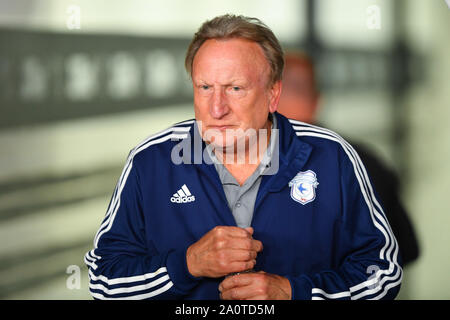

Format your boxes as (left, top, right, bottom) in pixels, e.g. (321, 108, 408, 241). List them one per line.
(210, 88, 229, 119)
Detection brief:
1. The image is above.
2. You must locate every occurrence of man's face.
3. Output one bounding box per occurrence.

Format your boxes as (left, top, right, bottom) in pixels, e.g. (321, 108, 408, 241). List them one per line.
(277, 58, 318, 124)
(191, 38, 280, 149)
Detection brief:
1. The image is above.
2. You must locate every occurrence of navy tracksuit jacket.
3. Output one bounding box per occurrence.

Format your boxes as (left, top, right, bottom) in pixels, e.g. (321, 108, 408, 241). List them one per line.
(84, 112, 402, 300)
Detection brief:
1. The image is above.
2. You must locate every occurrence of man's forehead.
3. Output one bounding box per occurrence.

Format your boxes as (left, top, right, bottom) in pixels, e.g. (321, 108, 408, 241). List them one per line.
(195, 76, 248, 84)
(199, 37, 263, 54)
(192, 38, 269, 78)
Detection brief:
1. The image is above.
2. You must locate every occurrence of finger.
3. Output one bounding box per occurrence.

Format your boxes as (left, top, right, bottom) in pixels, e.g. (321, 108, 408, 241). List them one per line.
(222, 249, 257, 262)
(225, 238, 262, 252)
(244, 227, 254, 236)
(252, 239, 263, 252)
(229, 227, 254, 238)
(221, 284, 259, 300)
(219, 273, 255, 292)
(243, 295, 268, 300)
(224, 260, 256, 275)
(216, 226, 252, 239)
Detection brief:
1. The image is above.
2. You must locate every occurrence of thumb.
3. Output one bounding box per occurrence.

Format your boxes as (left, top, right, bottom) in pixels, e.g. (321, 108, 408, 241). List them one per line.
(244, 227, 254, 236)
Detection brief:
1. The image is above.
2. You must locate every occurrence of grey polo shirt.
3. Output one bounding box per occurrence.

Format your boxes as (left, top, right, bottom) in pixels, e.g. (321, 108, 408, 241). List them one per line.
(206, 114, 278, 228)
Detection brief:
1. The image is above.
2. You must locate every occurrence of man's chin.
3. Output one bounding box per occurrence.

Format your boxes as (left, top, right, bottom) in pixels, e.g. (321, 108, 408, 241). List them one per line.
(206, 139, 237, 152)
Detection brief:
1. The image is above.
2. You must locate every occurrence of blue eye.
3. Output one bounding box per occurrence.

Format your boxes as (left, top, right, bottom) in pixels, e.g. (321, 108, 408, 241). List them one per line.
(232, 86, 240, 91)
(201, 85, 210, 90)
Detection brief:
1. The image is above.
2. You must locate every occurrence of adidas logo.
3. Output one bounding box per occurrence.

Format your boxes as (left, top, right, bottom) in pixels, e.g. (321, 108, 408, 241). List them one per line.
(170, 184, 196, 203)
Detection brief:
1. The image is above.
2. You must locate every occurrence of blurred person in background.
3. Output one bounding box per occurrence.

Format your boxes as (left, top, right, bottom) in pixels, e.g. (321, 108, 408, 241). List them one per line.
(278, 51, 419, 267)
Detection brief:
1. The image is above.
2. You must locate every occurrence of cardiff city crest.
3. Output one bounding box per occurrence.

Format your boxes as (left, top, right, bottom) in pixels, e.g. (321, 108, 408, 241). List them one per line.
(288, 170, 319, 205)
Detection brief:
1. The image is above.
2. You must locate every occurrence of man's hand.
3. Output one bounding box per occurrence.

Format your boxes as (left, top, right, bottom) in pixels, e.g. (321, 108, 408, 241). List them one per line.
(219, 271, 292, 300)
(186, 226, 263, 278)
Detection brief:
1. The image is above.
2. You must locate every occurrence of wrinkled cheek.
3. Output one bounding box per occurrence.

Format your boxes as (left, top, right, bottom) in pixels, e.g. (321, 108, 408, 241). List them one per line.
(193, 99, 209, 121)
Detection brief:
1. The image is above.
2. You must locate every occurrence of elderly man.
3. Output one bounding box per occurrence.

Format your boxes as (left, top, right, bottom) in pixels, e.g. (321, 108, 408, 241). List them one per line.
(85, 15, 402, 300)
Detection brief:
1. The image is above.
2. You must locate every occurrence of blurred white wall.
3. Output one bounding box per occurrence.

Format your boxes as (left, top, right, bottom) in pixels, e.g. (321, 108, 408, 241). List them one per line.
(0, 0, 305, 181)
(0, 0, 306, 41)
(397, 0, 450, 300)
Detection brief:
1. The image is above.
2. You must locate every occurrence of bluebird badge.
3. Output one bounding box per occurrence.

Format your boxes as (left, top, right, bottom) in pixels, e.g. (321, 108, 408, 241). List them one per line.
(288, 170, 319, 205)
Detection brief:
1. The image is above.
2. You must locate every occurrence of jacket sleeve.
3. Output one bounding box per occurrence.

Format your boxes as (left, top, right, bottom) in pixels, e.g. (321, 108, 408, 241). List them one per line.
(285, 143, 403, 300)
(84, 154, 202, 299)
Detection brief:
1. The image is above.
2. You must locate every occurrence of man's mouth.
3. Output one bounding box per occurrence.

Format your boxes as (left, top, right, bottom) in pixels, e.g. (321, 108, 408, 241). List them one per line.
(207, 125, 236, 131)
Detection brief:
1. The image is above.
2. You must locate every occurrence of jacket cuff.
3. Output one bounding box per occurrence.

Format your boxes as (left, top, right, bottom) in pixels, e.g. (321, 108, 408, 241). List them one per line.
(166, 245, 203, 293)
(285, 274, 313, 300)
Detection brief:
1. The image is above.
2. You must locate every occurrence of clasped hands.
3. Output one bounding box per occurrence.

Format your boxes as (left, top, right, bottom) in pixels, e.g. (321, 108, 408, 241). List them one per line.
(186, 226, 291, 300)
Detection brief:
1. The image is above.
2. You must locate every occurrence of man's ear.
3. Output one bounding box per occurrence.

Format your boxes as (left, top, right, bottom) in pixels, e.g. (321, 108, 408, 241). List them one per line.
(268, 80, 282, 113)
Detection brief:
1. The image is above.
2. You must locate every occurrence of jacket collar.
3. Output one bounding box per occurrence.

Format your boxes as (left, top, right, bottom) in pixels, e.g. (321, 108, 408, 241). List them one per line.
(182, 111, 313, 192)
(258, 111, 313, 193)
